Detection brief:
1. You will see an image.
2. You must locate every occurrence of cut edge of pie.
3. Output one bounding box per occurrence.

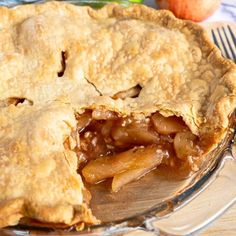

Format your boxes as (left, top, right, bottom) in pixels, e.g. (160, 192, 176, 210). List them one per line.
(0, 1, 235, 229)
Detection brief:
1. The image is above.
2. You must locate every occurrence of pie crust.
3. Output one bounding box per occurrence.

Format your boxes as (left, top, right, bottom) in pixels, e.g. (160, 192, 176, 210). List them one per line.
(0, 1, 235, 228)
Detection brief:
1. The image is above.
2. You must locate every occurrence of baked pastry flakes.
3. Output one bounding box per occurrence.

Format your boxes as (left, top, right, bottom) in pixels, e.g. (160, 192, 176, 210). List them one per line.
(0, 1, 235, 228)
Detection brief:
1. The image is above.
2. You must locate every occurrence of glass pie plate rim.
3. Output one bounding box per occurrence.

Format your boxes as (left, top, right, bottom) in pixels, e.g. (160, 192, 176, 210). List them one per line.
(0, 1, 235, 235)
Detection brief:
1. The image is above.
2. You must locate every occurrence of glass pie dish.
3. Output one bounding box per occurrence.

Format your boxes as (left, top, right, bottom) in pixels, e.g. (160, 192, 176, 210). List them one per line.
(1, 119, 235, 236)
(0, 1, 235, 235)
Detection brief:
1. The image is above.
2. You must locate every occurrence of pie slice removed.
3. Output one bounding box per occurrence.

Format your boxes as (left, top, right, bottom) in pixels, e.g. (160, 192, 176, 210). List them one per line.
(0, 1, 235, 228)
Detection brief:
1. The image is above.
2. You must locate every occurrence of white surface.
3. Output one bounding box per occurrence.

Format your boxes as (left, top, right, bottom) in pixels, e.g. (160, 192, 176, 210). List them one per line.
(143, 0, 236, 22)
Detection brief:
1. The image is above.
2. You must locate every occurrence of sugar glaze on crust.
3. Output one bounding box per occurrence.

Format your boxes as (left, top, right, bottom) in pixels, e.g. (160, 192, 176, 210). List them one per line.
(0, 1, 235, 228)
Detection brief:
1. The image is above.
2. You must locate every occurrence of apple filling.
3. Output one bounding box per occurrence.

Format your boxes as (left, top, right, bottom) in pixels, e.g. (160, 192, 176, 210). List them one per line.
(72, 109, 203, 192)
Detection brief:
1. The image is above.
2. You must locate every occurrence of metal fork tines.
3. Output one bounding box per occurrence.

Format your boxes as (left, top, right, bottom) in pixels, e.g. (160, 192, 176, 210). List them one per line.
(211, 25, 236, 62)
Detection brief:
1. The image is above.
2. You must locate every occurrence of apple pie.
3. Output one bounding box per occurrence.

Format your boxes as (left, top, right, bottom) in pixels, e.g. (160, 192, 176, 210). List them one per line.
(0, 1, 235, 229)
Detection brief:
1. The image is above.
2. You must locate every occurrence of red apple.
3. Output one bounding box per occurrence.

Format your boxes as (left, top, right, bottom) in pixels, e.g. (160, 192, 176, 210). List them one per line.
(156, 0, 221, 22)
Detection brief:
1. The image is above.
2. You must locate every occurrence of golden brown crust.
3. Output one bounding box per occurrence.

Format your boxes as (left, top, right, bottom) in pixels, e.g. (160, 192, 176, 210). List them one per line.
(0, 1, 235, 228)
(0, 102, 97, 227)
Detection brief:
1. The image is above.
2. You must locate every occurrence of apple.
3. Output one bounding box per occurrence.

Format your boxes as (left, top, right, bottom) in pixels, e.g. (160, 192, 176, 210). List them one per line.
(156, 0, 221, 22)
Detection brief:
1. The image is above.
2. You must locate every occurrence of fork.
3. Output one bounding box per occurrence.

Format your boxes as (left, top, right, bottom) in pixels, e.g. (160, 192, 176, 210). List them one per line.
(211, 25, 236, 62)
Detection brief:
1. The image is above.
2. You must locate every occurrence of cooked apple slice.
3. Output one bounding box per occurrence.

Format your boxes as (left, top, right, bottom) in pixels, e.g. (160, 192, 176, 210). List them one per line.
(112, 167, 155, 192)
(111, 121, 159, 147)
(76, 112, 92, 132)
(82, 145, 168, 184)
(151, 112, 187, 135)
(174, 131, 201, 160)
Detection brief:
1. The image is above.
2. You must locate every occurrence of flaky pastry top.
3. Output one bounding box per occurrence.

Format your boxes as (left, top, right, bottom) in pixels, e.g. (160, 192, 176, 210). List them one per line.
(0, 102, 96, 227)
(0, 1, 235, 228)
(0, 2, 235, 137)
(0, 2, 235, 136)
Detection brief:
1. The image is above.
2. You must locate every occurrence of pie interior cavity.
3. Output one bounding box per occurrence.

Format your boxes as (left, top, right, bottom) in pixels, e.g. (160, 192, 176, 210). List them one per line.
(76, 108, 200, 192)
(0, 1, 235, 229)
